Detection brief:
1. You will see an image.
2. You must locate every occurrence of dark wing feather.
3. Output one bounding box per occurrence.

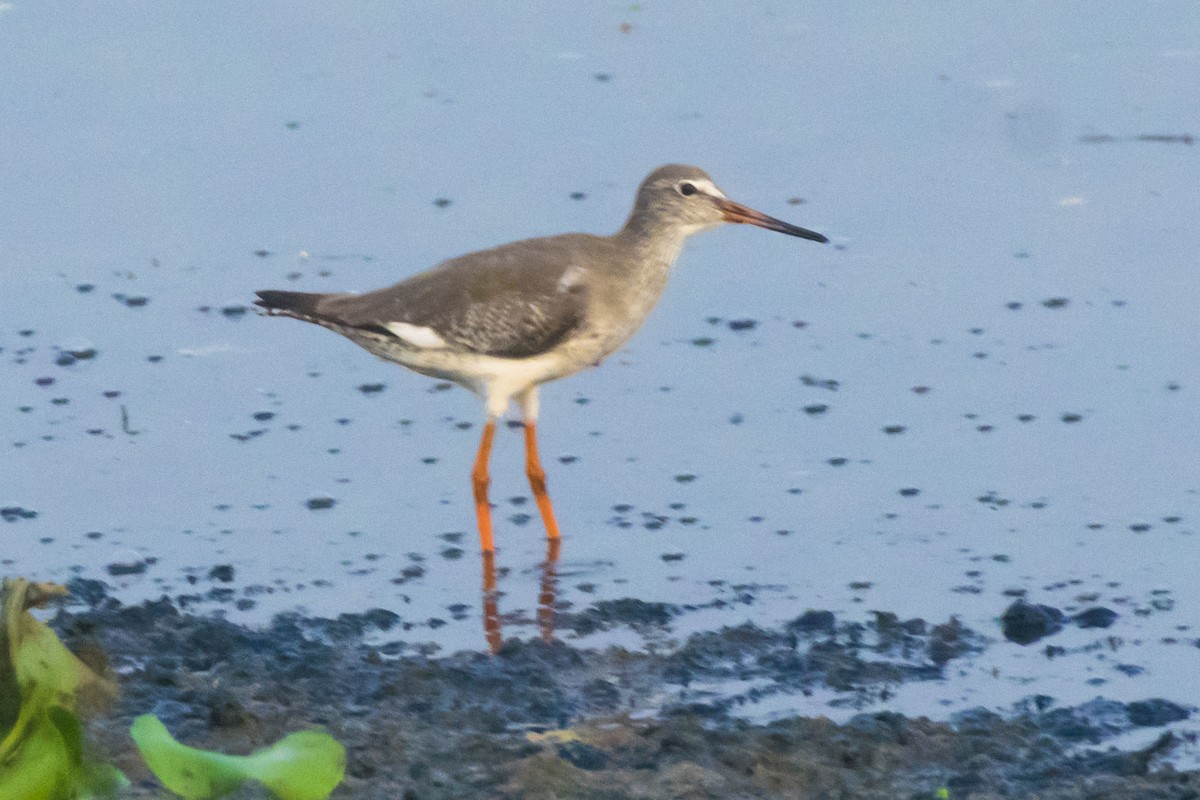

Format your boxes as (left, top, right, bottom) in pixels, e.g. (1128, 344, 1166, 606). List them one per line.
(318, 234, 596, 358)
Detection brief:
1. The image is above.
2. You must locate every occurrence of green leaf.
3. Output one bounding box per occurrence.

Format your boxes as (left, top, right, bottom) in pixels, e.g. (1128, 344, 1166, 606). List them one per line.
(0, 580, 125, 800)
(132, 714, 345, 800)
(0, 706, 73, 800)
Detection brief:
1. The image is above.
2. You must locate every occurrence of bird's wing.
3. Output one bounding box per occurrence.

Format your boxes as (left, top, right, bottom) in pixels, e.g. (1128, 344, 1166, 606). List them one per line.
(318, 235, 596, 359)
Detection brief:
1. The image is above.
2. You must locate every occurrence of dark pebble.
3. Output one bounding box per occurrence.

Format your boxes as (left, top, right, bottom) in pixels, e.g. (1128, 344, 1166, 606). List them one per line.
(305, 497, 337, 510)
(65, 577, 109, 606)
(113, 294, 149, 307)
(1001, 600, 1064, 645)
(557, 741, 608, 771)
(1074, 607, 1118, 629)
(106, 559, 147, 577)
(209, 564, 235, 582)
(788, 609, 836, 636)
(361, 608, 401, 631)
(1, 506, 38, 522)
(207, 688, 249, 728)
(1127, 699, 1190, 727)
(567, 598, 678, 634)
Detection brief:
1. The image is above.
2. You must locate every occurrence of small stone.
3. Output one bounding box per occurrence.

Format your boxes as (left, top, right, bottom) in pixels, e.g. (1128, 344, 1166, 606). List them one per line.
(1, 507, 38, 522)
(305, 496, 337, 511)
(557, 741, 608, 771)
(1073, 607, 1117, 629)
(1001, 600, 1064, 645)
(208, 564, 235, 582)
(106, 555, 147, 576)
(1127, 699, 1189, 727)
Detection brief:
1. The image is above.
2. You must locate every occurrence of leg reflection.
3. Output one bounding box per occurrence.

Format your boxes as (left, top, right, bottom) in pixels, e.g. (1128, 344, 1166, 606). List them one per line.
(481, 550, 502, 654)
(479, 538, 563, 653)
(538, 536, 562, 645)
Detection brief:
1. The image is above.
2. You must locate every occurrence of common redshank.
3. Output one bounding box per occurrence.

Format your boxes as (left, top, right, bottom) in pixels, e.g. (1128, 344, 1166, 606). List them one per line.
(255, 164, 827, 553)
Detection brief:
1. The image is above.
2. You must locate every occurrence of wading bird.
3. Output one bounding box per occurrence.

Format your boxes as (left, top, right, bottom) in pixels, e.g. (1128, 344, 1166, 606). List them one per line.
(255, 164, 827, 554)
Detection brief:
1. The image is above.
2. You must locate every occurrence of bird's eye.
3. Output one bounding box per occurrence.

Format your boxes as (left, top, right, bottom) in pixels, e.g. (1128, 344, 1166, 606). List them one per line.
(678, 182, 698, 197)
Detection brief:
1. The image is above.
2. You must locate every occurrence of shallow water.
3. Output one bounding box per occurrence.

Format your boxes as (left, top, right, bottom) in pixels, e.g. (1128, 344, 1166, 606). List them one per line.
(3, 1, 1198, 728)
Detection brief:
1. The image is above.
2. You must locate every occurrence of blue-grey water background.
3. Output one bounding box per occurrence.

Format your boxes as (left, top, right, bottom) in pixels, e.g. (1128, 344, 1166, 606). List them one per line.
(2, 2, 1198, 735)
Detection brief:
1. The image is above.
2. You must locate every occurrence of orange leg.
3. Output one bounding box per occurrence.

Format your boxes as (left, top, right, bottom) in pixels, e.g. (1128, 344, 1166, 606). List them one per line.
(523, 422, 561, 541)
(472, 420, 497, 553)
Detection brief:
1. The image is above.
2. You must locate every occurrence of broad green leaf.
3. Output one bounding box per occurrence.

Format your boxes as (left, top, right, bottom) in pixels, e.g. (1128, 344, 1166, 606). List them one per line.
(0, 580, 125, 800)
(2, 579, 115, 724)
(0, 705, 72, 800)
(132, 714, 346, 800)
(0, 704, 126, 800)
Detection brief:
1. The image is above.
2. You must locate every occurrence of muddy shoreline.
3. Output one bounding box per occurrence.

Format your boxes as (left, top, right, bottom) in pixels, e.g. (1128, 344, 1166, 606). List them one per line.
(43, 581, 1196, 799)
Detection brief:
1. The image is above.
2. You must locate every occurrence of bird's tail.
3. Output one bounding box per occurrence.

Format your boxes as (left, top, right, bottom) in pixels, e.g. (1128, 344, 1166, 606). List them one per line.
(254, 290, 328, 320)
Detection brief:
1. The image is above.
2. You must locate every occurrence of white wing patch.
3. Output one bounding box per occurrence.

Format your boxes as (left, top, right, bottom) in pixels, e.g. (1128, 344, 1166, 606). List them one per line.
(557, 264, 588, 293)
(384, 321, 448, 349)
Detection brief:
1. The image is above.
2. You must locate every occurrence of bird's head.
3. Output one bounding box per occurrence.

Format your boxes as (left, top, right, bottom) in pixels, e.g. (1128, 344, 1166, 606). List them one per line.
(628, 164, 828, 242)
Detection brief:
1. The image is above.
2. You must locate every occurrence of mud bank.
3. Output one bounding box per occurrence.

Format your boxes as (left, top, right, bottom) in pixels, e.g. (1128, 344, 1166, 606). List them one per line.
(41, 582, 1197, 799)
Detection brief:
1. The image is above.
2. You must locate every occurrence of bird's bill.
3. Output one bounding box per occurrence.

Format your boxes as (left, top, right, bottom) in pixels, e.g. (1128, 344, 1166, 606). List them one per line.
(715, 198, 828, 243)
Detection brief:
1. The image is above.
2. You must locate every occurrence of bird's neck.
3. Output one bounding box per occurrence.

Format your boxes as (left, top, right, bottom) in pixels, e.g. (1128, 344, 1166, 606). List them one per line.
(613, 220, 690, 276)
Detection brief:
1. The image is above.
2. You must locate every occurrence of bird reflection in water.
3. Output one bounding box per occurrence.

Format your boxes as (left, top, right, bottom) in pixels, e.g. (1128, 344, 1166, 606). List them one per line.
(481, 537, 561, 653)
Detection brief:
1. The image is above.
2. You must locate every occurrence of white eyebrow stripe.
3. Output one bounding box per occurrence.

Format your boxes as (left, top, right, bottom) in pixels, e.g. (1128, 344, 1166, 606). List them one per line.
(384, 321, 448, 349)
(689, 178, 726, 198)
